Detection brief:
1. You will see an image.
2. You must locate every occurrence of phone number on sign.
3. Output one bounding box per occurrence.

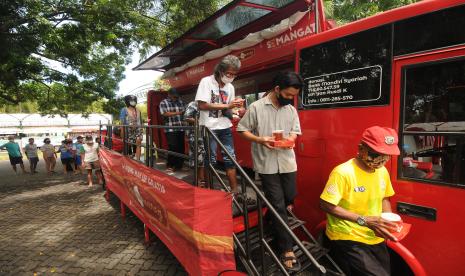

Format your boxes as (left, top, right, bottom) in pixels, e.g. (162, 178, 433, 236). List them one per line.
(319, 95, 354, 103)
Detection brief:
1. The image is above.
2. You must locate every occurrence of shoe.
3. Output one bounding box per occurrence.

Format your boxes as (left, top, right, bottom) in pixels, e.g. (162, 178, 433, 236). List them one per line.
(165, 168, 174, 175)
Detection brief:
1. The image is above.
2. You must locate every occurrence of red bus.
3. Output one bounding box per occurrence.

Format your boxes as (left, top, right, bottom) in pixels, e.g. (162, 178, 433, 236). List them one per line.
(295, 1, 465, 275)
(129, 0, 465, 275)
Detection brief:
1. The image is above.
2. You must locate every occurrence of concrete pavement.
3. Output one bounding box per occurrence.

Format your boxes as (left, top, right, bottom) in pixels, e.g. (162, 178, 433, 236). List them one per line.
(0, 159, 186, 275)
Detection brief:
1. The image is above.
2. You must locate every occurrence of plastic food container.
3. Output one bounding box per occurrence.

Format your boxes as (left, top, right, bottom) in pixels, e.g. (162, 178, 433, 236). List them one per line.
(272, 130, 284, 141)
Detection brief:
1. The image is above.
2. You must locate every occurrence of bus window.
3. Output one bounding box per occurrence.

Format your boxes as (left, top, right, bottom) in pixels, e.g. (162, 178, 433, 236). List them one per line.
(243, 93, 257, 108)
(400, 58, 465, 186)
(299, 24, 392, 109)
(394, 4, 465, 56)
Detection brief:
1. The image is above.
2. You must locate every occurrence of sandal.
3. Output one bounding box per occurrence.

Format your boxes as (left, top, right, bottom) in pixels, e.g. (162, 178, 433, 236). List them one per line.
(234, 193, 257, 205)
(281, 253, 301, 272)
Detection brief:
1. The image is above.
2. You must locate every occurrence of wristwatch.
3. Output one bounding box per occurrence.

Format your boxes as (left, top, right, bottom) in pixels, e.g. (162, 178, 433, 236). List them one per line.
(356, 216, 367, 226)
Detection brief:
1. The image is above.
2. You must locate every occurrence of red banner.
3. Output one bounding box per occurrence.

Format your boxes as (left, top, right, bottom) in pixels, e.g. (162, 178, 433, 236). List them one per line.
(99, 149, 235, 275)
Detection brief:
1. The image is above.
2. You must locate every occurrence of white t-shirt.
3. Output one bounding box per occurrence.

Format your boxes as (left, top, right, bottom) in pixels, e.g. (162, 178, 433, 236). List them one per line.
(195, 75, 235, 130)
(24, 144, 38, 158)
(82, 143, 99, 162)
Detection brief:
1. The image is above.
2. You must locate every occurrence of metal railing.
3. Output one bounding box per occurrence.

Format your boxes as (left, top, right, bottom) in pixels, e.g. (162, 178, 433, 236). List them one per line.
(203, 127, 329, 275)
(99, 122, 197, 185)
(99, 119, 339, 275)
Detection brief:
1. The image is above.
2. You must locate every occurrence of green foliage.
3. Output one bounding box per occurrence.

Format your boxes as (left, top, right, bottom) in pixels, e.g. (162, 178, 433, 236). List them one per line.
(138, 103, 148, 121)
(324, 0, 421, 25)
(0, 0, 224, 115)
(103, 97, 125, 119)
(0, 0, 421, 116)
(0, 101, 38, 113)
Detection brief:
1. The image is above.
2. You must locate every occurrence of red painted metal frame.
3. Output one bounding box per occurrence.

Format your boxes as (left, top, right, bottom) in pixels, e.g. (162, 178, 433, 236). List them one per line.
(238, 1, 279, 12)
(390, 45, 465, 276)
(134, 0, 310, 70)
(184, 38, 218, 47)
(296, 0, 465, 51)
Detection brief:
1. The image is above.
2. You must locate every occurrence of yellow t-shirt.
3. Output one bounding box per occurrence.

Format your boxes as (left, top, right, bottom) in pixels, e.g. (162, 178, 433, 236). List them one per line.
(320, 158, 395, 245)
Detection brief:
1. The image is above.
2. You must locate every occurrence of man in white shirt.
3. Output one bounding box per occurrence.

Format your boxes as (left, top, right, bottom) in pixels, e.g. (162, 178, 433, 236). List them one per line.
(195, 55, 244, 194)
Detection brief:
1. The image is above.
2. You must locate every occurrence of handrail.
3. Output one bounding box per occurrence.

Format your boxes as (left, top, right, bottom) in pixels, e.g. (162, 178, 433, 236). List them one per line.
(100, 121, 329, 274)
(204, 127, 327, 275)
(99, 122, 196, 184)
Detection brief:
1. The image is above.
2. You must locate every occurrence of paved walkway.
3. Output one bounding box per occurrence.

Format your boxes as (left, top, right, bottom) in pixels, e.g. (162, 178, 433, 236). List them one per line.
(0, 160, 186, 275)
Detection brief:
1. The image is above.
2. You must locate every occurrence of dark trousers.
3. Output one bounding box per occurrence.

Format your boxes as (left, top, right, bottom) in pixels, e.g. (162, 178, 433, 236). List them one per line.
(328, 238, 390, 276)
(260, 172, 297, 253)
(166, 131, 185, 169)
(28, 157, 39, 171)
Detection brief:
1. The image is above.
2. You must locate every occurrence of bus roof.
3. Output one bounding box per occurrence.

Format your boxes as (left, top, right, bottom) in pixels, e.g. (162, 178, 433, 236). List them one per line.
(134, 0, 310, 71)
(296, 0, 465, 51)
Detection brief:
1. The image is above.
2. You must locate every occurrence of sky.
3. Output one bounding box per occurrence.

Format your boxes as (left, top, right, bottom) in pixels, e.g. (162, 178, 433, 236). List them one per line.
(117, 51, 163, 98)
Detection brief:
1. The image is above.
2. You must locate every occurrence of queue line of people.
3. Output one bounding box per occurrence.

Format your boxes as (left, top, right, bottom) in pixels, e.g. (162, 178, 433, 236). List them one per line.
(0, 135, 103, 187)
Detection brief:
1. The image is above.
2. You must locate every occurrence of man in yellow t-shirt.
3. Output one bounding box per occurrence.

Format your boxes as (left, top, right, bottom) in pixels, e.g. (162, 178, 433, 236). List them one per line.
(320, 126, 400, 276)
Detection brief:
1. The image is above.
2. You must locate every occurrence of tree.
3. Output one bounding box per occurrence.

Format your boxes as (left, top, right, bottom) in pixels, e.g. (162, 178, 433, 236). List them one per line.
(324, 0, 421, 25)
(0, 0, 225, 115)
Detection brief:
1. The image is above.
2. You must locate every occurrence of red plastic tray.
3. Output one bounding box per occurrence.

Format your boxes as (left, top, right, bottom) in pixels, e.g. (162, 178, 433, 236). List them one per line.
(392, 223, 411, 241)
(270, 139, 295, 148)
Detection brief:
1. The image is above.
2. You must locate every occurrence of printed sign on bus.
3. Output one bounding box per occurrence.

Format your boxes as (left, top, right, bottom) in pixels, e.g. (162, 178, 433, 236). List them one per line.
(301, 65, 383, 107)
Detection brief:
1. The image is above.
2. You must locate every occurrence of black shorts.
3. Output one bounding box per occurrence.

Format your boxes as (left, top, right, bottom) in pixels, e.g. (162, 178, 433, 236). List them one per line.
(9, 156, 23, 165)
(61, 157, 75, 166)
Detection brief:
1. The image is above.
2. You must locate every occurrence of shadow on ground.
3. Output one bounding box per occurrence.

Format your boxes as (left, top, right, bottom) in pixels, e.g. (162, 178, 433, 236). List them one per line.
(0, 160, 186, 276)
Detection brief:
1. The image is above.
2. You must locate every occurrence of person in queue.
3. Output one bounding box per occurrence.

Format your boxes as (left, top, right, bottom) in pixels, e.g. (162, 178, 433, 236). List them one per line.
(24, 138, 39, 173)
(120, 95, 143, 160)
(73, 136, 84, 175)
(159, 88, 186, 174)
(81, 135, 103, 187)
(195, 55, 244, 194)
(237, 71, 303, 271)
(0, 135, 28, 174)
(320, 126, 401, 276)
(41, 138, 57, 174)
(58, 139, 75, 174)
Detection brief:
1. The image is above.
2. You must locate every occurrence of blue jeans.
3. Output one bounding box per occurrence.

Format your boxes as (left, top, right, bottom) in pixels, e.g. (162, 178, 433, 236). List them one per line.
(208, 128, 236, 169)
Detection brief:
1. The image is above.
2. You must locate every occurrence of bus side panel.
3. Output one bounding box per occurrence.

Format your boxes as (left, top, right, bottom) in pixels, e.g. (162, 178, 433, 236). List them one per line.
(390, 181, 465, 276)
(294, 106, 393, 231)
(390, 48, 465, 276)
(232, 124, 254, 169)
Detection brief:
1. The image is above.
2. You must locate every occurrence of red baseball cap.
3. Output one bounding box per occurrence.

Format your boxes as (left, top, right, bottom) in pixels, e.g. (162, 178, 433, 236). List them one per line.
(361, 126, 400, 155)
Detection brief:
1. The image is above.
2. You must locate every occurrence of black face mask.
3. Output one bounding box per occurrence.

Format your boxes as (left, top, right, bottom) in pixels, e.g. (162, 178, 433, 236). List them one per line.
(277, 93, 294, 106)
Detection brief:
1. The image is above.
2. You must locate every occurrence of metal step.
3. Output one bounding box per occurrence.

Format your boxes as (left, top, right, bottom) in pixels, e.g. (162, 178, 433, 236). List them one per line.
(264, 241, 330, 276)
(235, 217, 306, 252)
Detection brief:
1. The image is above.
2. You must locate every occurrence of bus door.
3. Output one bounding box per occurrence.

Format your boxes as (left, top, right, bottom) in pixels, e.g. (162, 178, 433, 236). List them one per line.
(392, 46, 465, 276)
